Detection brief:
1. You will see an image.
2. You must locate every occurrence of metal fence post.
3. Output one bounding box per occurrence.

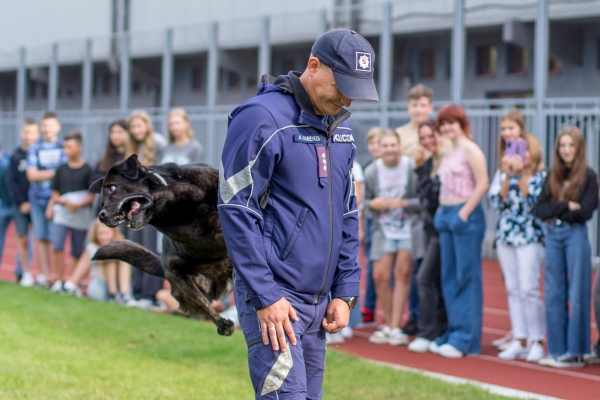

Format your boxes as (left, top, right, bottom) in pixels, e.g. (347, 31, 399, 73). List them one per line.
(161, 28, 174, 134)
(206, 22, 219, 167)
(379, 2, 392, 128)
(258, 16, 271, 83)
(451, 0, 465, 105)
(48, 43, 59, 111)
(119, 32, 130, 114)
(82, 39, 93, 113)
(317, 8, 328, 37)
(16, 47, 26, 120)
(534, 0, 549, 155)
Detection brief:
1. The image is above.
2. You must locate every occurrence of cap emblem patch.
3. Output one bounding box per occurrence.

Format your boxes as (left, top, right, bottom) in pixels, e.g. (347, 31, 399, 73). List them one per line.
(356, 52, 371, 72)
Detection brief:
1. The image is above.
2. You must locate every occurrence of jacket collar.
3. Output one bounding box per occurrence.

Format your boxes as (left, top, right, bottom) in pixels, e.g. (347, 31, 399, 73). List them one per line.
(262, 71, 351, 134)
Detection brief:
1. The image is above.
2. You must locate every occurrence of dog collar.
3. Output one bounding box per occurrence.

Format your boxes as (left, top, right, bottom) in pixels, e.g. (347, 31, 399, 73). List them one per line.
(153, 173, 168, 186)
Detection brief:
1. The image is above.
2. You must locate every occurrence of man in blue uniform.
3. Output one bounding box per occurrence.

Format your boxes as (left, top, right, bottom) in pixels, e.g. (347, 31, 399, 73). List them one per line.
(218, 29, 378, 399)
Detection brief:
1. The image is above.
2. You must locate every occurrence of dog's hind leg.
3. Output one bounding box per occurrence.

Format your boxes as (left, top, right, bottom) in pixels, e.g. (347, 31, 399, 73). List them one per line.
(92, 240, 164, 278)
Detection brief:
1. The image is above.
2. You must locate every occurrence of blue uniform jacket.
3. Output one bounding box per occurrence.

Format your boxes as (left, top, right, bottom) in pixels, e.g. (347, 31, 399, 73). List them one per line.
(218, 72, 361, 309)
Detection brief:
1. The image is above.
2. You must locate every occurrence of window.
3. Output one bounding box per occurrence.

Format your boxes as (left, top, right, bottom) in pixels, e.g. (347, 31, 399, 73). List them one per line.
(476, 45, 497, 77)
(549, 57, 562, 75)
(419, 49, 435, 79)
(597, 38, 600, 70)
(192, 65, 204, 92)
(507, 44, 528, 75)
(132, 80, 142, 95)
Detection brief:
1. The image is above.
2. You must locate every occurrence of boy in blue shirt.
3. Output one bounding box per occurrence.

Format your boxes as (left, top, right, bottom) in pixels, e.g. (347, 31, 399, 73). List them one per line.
(26, 112, 67, 287)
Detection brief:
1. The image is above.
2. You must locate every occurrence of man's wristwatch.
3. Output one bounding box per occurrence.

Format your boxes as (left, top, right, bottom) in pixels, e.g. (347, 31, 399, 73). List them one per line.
(336, 296, 358, 310)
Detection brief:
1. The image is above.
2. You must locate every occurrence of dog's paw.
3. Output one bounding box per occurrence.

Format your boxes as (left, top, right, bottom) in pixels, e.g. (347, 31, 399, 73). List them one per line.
(217, 318, 235, 336)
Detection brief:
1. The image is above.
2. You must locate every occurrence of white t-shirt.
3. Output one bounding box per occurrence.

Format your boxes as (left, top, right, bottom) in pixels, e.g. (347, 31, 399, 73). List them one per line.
(376, 157, 412, 240)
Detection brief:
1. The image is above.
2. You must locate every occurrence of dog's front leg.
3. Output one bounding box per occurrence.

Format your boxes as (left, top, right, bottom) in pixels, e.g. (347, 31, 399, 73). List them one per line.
(165, 261, 235, 336)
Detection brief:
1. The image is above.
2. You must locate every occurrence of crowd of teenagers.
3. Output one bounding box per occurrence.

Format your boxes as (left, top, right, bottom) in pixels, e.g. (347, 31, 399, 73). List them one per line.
(2, 85, 600, 369)
(326, 84, 600, 370)
(0, 108, 239, 318)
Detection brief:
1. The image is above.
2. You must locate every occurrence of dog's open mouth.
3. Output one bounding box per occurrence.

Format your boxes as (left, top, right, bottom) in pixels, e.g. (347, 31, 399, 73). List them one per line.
(116, 196, 152, 224)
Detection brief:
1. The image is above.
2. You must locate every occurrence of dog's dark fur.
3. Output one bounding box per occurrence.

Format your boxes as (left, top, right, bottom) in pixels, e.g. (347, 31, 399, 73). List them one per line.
(89, 154, 234, 336)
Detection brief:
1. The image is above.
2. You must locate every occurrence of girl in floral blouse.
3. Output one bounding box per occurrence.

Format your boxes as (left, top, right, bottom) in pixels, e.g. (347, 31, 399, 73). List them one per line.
(490, 133, 546, 362)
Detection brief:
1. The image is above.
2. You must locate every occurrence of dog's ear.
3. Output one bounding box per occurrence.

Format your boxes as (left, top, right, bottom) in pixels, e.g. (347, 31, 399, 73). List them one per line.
(118, 154, 141, 180)
(89, 178, 104, 194)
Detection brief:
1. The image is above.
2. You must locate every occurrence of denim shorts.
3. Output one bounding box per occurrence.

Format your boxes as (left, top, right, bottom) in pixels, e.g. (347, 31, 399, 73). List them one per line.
(12, 205, 31, 237)
(30, 201, 52, 241)
(52, 223, 87, 258)
(87, 275, 109, 301)
(382, 237, 412, 254)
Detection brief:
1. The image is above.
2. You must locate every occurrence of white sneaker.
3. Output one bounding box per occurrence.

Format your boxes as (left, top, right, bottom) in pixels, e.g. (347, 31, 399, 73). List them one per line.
(428, 341, 441, 354)
(63, 281, 83, 297)
(388, 328, 409, 346)
(340, 326, 354, 339)
(326, 332, 345, 345)
(492, 332, 513, 350)
(526, 342, 546, 363)
(36, 274, 47, 286)
(119, 293, 139, 307)
(369, 326, 391, 344)
(50, 280, 64, 293)
(438, 343, 463, 358)
(408, 337, 432, 353)
(20, 272, 35, 287)
(498, 340, 528, 360)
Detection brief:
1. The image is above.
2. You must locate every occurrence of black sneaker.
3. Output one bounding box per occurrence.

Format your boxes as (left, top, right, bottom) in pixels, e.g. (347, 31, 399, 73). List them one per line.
(539, 353, 584, 368)
(401, 319, 418, 336)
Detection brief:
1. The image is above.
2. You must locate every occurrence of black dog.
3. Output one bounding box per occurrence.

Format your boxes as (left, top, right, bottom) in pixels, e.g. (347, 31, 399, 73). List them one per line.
(89, 154, 234, 336)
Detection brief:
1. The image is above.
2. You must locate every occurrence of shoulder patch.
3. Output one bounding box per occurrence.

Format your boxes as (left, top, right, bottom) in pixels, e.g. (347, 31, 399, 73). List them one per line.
(332, 133, 355, 144)
(294, 134, 323, 144)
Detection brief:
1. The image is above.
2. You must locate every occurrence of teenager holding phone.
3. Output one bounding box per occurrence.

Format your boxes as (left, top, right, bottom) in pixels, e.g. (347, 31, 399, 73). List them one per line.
(488, 109, 528, 351)
(490, 133, 547, 362)
(533, 126, 599, 368)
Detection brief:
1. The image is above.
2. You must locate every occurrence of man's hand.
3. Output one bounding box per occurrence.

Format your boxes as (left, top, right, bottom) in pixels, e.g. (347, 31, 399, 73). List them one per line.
(19, 202, 31, 215)
(257, 297, 299, 352)
(322, 298, 350, 334)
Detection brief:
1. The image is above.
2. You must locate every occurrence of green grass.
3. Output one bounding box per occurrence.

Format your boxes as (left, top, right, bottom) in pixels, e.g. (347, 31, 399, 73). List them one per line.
(0, 281, 512, 399)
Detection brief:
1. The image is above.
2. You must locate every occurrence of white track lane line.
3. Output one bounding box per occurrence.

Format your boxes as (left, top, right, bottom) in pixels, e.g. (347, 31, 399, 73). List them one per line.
(367, 360, 564, 400)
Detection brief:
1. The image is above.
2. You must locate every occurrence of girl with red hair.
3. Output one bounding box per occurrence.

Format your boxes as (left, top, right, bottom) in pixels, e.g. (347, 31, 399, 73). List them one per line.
(430, 105, 489, 358)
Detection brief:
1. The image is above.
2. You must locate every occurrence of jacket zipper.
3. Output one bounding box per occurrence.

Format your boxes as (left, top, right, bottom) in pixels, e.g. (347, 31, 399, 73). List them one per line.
(314, 137, 333, 304)
(312, 113, 351, 304)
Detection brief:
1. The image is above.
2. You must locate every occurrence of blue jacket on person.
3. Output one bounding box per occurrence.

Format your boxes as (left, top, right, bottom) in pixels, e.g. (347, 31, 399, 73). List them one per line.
(218, 71, 361, 310)
(0, 152, 13, 208)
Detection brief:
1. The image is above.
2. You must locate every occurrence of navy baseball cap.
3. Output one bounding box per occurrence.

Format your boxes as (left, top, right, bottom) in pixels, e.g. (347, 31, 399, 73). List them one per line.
(311, 28, 379, 101)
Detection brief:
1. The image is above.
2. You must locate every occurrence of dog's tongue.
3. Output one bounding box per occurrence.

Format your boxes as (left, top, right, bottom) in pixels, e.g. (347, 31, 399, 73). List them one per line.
(127, 201, 141, 220)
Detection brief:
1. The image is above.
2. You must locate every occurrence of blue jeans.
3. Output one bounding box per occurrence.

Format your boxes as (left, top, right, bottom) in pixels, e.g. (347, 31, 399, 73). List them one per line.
(0, 204, 14, 268)
(544, 221, 591, 356)
(434, 203, 485, 354)
(364, 218, 377, 311)
(30, 201, 53, 241)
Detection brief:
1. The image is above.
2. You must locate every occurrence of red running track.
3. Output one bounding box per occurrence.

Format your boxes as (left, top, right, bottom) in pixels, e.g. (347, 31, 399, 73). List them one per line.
(1, 223, 599, 399)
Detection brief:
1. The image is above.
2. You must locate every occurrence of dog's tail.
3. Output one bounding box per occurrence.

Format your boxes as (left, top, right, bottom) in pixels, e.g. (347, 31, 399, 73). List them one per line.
(92, 240, 164, 278)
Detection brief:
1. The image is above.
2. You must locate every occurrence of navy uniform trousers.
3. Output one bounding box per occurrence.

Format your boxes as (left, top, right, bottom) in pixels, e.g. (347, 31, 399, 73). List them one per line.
(234, 271, 328, 400)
